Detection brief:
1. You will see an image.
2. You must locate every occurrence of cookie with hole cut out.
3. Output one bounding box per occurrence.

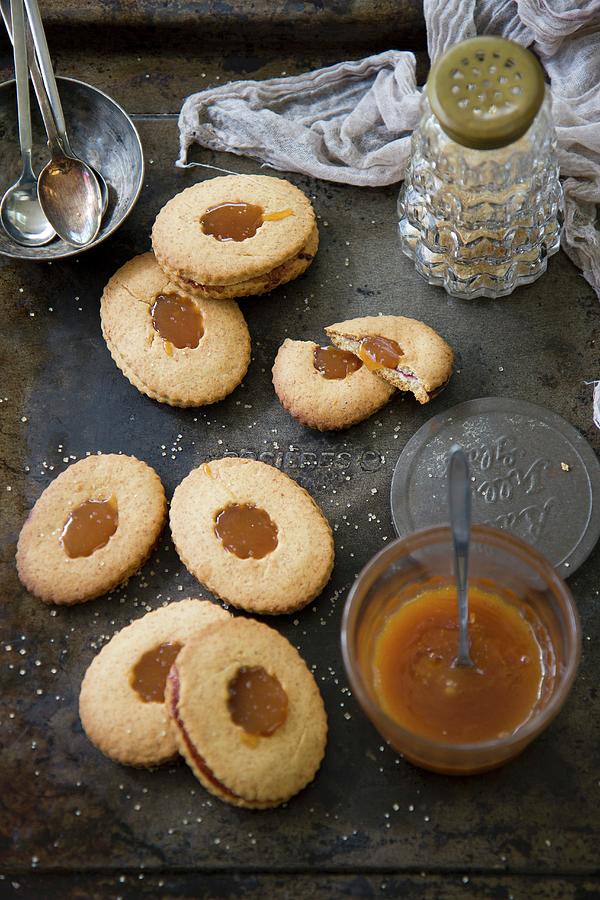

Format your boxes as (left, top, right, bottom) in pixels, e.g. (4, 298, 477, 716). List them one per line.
(101, 252, 251, 407)
(169, 457, 334, 614)
(272, 338, 396, 430)
(166, 616, 327, 808)
(79, 598, 230, 767)
(16, 454, 166, 605)
(151, 175, 318, 300)
(325, 315, 454, 404)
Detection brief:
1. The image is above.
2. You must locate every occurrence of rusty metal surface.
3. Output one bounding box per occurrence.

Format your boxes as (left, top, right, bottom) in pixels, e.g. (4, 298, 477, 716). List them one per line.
(3, 872, 600, 899)
(0, 8, 599, 898)
(33, 0, 426, 48)
(0, 26, 429, 117)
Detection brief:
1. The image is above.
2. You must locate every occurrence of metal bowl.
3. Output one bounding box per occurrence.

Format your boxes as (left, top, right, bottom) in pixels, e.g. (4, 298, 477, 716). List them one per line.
(0, 76, 144, 260)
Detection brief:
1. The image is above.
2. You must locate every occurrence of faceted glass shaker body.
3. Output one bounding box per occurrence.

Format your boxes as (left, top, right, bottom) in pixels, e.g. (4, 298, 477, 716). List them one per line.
(398, 92, 562, 299)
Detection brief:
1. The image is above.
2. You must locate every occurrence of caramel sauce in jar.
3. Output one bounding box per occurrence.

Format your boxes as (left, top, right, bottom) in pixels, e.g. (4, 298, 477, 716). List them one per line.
(358, 336, 404, 372)
(313, 345, 363, 380)
(373, 585, 550, 743)
(227, 665, 288, 736)
(131, 641, 183, 703)
(214, 504, 278, 560)
(60, 497, 118, 558)
(151, 293, 204, 349)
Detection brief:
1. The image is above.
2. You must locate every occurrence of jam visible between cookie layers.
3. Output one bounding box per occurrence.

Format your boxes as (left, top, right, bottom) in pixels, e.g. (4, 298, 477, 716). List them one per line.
(358, 335, 404, 372)
(60, 497, 118, 558)
(214, 504, 278, 559)
(178, 249, 314, 292)
(131, 641, 183, 703)
(227, 666, 289, 736)
(151, 293, 204, 349)
(168, 667, 240, 800)
(313, 345, 363, 380)
(200, 202, 294, 242)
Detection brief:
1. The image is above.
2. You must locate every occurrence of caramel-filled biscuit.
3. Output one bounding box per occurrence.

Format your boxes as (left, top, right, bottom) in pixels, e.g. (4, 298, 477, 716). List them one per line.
(16, 454, 166, 605)
(151, 175, 318, 300)
(166, 617, 327, 808)
(325, 315, 454, 404)
(79, 598, 230, 767)
(169, 457, 334, 614)
(101, 252, 251, 407)
(272, 338, 395, 430)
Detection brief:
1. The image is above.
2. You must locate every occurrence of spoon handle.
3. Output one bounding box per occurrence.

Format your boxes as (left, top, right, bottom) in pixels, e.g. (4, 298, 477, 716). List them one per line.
(0, 0, 67, 155)
(448, 444, 473, 666)
(9, 0, 33, 167)
(23, 0, 68, 149)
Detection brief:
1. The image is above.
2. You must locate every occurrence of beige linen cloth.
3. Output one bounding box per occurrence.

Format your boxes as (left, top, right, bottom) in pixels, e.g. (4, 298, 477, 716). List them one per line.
(177, 1, 600, 422)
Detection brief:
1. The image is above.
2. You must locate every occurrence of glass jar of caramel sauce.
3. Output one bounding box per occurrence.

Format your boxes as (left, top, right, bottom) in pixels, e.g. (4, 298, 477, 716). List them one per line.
(342, 525, 580, 775)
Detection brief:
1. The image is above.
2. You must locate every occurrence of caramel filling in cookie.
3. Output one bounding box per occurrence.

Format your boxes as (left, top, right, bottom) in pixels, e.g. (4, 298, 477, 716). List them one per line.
(200, 202, 294, 242)
(358, 336, 404, 372)
(131, 641, 183, 703)
(61, 497, 118, 558)
(151, 293, 204, 350)
(214, 504, 278, 559)
(201, 202, 263, 242)
(313, 345, 363, 380)
(227, 666, 288, 737)
(169, 668, 241, 800)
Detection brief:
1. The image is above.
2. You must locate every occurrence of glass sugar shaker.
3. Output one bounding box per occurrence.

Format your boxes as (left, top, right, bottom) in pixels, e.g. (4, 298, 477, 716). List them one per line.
(398, 36, 562, 300)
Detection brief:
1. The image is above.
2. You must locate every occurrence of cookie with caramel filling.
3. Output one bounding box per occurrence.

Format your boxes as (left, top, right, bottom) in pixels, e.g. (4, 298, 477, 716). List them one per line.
(79, 598, 230, 767)
(151, 175, 318, 300)
(325, 315, 454, 404)
(16, 454, 166, 605)
(272, 338, 396, 430)
(101, 252, 251, 407)
(166, 617, 327, 808)
(169, 457, 334, 614)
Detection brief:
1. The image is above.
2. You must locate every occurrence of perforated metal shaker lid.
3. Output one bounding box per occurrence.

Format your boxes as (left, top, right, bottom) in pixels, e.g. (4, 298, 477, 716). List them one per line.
(427, 36, 546, 150)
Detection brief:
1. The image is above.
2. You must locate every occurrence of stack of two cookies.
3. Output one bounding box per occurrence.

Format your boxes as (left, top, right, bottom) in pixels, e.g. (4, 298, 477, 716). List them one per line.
(101, 175, 318, 407)
(80, 600, 328, 809)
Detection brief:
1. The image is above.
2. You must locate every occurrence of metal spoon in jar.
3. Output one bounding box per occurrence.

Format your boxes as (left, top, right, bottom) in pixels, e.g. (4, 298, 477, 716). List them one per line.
(0, 0, 55, 246)
(23, 0, 103, 246)
(448, 444, 475, 668)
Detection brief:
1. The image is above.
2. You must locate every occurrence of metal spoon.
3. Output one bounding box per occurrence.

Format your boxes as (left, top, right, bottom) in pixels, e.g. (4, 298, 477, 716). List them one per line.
(0, 0, 54, 246)
(23, 0, 103, 246)
(448, 444, 475, 668)
(0, 0, 109, 218)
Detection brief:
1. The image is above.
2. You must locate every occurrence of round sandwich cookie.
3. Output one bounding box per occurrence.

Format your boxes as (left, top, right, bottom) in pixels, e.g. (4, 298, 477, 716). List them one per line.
(16, 454, 166, 605)
(101, 252, 251, 407)
(169, 457, 334, 614)
(272, 338, 396, 430)
(325, 315, 454, 404)
(166, 617, 328, 808)
(79, 598, 230, 767)
(151, 175, 318, 300)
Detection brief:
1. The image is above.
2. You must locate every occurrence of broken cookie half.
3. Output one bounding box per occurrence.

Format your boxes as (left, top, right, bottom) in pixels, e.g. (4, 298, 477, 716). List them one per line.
(325, 315, 454, 404)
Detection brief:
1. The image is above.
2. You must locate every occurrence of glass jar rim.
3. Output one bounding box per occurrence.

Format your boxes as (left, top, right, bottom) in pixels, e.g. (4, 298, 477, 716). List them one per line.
(341, 523, 581, 755)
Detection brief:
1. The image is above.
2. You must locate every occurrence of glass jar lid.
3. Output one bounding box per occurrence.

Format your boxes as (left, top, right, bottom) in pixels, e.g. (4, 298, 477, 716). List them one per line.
(427, 36, 545, 150)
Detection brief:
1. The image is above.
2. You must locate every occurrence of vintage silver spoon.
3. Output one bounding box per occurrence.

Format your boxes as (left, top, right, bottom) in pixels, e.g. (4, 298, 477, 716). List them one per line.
(0, 0, 109, 218)
(24, 0, 103, 246)
(0, 0, 55, 246)
(448, 444, 475, 668)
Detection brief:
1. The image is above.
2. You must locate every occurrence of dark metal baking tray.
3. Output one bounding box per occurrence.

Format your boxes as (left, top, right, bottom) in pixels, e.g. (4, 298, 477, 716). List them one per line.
(1, 5, 599, 898)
